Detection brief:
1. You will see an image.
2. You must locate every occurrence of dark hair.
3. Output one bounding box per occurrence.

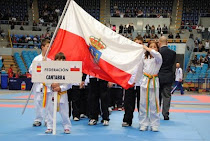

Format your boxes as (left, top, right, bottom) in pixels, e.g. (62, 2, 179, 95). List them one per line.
(54, 52, 66, 60)
(144, 41, 159, 59)
(135, 35, 144, 42)
(41, 39, 50, 49)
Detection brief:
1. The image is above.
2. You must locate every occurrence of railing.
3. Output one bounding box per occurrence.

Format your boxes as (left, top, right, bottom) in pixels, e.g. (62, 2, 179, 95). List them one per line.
(12, 43, 41, 49)
(200, 13, 210, 17)
(183, 77, 210, 92)
(0, 20, 29, 25)
(8, 30, 13, 48)
(111, 12, 171, 18)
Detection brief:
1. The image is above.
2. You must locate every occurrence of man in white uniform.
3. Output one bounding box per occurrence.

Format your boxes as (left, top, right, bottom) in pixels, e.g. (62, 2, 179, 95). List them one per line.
(171, 63, 184, 95)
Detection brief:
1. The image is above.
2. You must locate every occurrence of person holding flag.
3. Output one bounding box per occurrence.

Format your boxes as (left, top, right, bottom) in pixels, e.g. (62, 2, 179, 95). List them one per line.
(29, 39, 52, 127)
(139, 41, 162, 132)
(122, 36, 144, 127)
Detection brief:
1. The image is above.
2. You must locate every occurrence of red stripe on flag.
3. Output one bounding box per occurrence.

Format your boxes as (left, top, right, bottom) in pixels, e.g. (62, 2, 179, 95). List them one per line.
(70, 68, 80, 71)
(48, 29, 133, 89)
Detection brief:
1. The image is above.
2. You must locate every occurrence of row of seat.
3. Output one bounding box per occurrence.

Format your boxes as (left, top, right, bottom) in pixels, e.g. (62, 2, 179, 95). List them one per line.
(182, 0, 210, 25)
(186, 64, 210, 82)
(14, 52, 27, 74)
(13, 51, 38, 74)
(0, 0, 28, 22)
(0, 60, 3, 71)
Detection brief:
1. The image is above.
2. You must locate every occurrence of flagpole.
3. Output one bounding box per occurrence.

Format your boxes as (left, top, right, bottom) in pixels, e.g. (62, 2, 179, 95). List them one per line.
(52, 92, 58, 135)
(44, 0, 72, 58)
(21, 85, 34, 115)
(21, 0, 72, 115)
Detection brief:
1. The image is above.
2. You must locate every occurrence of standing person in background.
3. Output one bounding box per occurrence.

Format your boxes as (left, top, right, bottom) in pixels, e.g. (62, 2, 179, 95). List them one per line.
(79, 74, 89, 118)
(158, 36, 176, 120)
(157, 25, 161, 34)
(122, 36, 143, 127)
(171, 63, 184, 95)
(88, 76, 112, 126)
(8, 64, 13, 78)
(119, 24, 124, 34)
(205, 40, 209, 52)
(68, 73, 89, 121)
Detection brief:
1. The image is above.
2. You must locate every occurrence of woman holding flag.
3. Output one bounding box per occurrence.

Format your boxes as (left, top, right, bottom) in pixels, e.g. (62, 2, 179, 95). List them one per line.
(139, 41, 162, 132)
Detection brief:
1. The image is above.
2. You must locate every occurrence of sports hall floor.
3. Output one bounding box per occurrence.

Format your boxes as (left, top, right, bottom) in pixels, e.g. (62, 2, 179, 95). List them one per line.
(0, 90, 210, 141)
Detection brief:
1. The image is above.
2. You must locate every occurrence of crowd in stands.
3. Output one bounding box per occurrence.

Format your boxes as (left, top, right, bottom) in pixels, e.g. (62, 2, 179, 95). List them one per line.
(194, 37, 210, 52)
(0, 0, 29, 25)
(182, 0, 210, 26)
(111, 0, 172, 18)
(11, 32, 53, 48)
(37, 0, 100, 26)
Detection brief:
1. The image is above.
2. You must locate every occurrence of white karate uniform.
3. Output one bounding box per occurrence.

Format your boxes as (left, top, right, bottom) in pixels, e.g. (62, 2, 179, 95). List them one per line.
(139, 50, 162, 127)
(29, 54, 51, 122)
(47, 84, 72, 130)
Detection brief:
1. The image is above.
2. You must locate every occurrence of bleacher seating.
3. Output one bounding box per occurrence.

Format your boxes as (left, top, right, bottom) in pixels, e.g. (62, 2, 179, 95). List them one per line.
(0, 0, 28, 24)
(21, 51, 38, 69)
(11, 34, 41, 49)
(110, 0, 173, 18)
(13, 51, 38, 74)
(182, 0, 210, 26)
(0, 59, 2, 71)
(37, 0, 100, 24)
(13, 52, 27, 74)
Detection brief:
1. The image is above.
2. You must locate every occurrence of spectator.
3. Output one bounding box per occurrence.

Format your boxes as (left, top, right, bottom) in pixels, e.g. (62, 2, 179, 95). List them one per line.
(55, 7, 60, 16)
(168, 32, 174, 39)
(32, 21, 38, 31)
(8, 64, 13, 78)
(208, 26, 210, 40)
(151, 25, 155, 34)
(112, 25, 116, 32)
(192, 55, 198, 65)
(26, 35, 31, 41)
(157, 25, 161, 34)
(196, 25, 201, 33)
(204, 55, 209, 65)
(201, 25, 205, 38)
(1, 66, 6, 73)
(187, 66, 195, 73)
(154, 34, 159, 39)
(10, 21, 15, 30)
(124, 25, 128, 34)
(205, 40, 209, 52)
(113, 4, 118, 11)
(198, 55, 204, 66)
(137, 10, 143, 17)
(0, 27, 5, 39)
(175, 33, 181, 39)
(119, 24, 123, 34)
(162, 24, 168, 34)
(145, 24, 151, 34)
(20, 25, 24, 30)
(198, 43, 204, 52)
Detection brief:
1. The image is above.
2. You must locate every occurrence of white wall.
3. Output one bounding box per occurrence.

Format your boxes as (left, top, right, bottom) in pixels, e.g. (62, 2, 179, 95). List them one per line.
(0, 48, 41, 55)
(168, 43, 186, 54)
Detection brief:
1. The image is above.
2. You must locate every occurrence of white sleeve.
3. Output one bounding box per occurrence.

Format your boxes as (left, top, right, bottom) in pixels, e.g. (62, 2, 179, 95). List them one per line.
(60, 84, 72, 92)
(150, 49, 162, 64)
(128, 55, 144, 85)
(179, 68, 183, 80)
